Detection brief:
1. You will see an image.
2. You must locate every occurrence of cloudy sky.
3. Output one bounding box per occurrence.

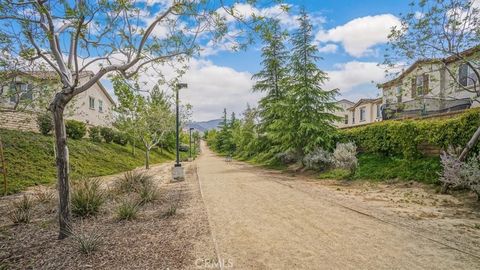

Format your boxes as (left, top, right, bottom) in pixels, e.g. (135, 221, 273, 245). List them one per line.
(101, 0, 411, 121)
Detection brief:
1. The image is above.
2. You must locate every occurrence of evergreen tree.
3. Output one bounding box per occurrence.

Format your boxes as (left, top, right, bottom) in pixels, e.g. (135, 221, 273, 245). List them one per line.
(215, 108, 229, 152)
(234, 105, 259, 159)
(252, 19, 290, 134)
(274, 9, 339, 156)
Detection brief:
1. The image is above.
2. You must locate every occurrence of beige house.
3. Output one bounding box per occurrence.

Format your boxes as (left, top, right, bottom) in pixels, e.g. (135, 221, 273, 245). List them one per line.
(379, 46, 479, 120)
(333, 99, 355, 128)
(346, 98, 382, 127)
(0, 71, 115, 132)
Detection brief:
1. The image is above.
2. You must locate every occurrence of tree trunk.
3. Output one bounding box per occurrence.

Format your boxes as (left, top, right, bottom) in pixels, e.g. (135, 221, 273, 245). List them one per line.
(51, 97, 71, 239)
(145, 148, 150, 169)
(459, 124, 480, 161)
(442, 120, 480, 194)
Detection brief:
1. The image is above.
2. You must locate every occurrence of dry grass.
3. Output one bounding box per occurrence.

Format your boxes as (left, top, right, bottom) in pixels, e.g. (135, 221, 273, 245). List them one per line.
(33, 187, 55, 204)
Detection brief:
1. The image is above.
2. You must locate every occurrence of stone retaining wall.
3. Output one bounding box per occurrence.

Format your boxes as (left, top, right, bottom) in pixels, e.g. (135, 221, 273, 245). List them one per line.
(0, 110, 39, 133)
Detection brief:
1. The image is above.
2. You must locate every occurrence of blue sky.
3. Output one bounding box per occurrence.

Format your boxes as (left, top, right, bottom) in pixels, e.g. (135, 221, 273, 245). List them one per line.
(172, 0, 414, 121)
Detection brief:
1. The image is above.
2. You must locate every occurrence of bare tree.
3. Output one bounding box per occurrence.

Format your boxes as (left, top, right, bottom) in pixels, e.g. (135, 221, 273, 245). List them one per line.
(0, 0, 266, 238)
(385, 0, 480, 161)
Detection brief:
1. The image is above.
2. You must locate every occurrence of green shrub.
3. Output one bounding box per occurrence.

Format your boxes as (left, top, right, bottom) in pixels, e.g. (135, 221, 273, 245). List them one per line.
(100, 127, 114, 143)
(113, 131, 128, 146)
(340, 108, 480, 159)
(37, 113, 53, 136)
(89, 126, 102, 142)
(66, 120, 87, 140)
(71, 177, 105, 217)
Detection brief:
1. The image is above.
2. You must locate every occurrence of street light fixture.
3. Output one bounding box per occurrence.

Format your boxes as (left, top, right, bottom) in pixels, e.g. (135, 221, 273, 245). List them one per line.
(173, 82, 188, 181)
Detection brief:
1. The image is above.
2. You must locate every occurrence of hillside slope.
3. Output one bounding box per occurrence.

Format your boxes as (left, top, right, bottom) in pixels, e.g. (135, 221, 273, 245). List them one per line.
(0, 129, 174, 194)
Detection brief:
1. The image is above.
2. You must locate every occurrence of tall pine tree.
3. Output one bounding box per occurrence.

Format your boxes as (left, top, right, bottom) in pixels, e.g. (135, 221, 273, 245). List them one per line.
(273, 9, 339, 156)
(252, 19, 289, 134)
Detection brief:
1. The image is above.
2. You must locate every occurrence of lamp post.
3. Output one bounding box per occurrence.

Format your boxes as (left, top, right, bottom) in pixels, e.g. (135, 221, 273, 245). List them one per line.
(173, 83, 188, 181)
(189, 127, 194, 160)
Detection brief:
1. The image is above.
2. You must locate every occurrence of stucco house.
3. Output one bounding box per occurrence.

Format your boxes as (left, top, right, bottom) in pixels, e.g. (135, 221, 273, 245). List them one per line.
(333, 99, 355, 128)
(379, 46, 479, 120)
(0, 71, 115, 132)
(346, 98, 382, 127)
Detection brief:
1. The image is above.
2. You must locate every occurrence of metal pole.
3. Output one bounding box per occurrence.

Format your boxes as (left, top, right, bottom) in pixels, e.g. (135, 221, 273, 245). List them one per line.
(175, 86, 180, 167)
(189, 128, 193, 159)
(193, 137, 196, 159)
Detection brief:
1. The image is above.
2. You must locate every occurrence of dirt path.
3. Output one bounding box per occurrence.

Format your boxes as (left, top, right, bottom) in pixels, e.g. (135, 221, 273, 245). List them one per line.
(196, 142, 480, 270)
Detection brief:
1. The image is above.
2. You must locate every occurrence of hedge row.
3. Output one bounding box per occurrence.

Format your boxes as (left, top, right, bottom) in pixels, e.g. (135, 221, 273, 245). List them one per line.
(339, 109, 480, 159)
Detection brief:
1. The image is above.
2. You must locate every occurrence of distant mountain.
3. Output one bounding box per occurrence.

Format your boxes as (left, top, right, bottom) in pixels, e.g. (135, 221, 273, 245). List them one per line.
(187, 119, 222, 132)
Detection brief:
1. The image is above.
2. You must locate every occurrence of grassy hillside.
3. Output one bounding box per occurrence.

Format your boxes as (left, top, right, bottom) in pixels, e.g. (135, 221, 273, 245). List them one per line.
(0, 128, 174, 195)
(318, 153, 441, 184)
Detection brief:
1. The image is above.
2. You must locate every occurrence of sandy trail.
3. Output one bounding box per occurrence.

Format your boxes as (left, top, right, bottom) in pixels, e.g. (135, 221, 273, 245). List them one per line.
(196, 142, 480, 270)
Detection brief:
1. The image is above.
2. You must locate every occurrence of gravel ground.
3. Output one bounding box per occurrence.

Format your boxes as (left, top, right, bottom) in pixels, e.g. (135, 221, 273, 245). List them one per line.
(0, 162, 216, 269)
(197, 142, 480, 270)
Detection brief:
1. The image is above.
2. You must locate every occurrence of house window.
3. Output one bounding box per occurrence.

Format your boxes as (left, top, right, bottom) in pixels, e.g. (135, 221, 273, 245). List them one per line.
(98, 100, 103, 113)
(412, 74, 429, 97)
(459, 63, 478, 88)
(360, 107, 366, 122)
(352, 111, 355, 124)
(8, 83, 32, 103)
(376, 105, 381, 119)
(89, 97, 95, 109)
(344, 114, 348, 124)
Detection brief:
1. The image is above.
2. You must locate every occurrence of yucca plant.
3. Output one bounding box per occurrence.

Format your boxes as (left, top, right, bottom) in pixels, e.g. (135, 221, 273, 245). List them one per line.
(71, 177, 105, 217)
(116, 200, 139, 221)
(116, 171, 155, 193)
(162, 205, 177, 218)
(9, 195, 34, 224)
(137, 181, 159, 205)
(71, 230, 102, 255)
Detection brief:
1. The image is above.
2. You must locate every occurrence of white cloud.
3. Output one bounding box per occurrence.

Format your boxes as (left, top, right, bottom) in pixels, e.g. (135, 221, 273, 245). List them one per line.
(180, 60, 259, 121)
(324, 61, 388, 95)
(318, 44, 338, 53)
(94, 58, 259, 122)
(316, 14, 401, 57)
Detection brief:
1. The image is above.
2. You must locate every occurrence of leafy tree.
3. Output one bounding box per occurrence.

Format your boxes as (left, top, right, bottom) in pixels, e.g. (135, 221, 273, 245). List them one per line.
(115, 80, 175, 169)
(386, 0, 480, 161)
(113, 77, 145, 156)
(273, 9, 339, 157)
(0, 0, 266, 238)
(137, 89, 175, 169)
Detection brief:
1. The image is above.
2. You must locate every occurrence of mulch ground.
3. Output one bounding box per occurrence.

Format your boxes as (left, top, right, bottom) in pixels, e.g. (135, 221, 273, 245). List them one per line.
(0, 162, 216, 269)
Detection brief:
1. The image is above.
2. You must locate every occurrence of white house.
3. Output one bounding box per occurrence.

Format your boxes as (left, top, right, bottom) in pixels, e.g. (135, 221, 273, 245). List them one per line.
(346, 98, 382, 127)
(0, 71, 115, 132)
(379, 46, 479, 120)
(333, 99, 355, 128)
